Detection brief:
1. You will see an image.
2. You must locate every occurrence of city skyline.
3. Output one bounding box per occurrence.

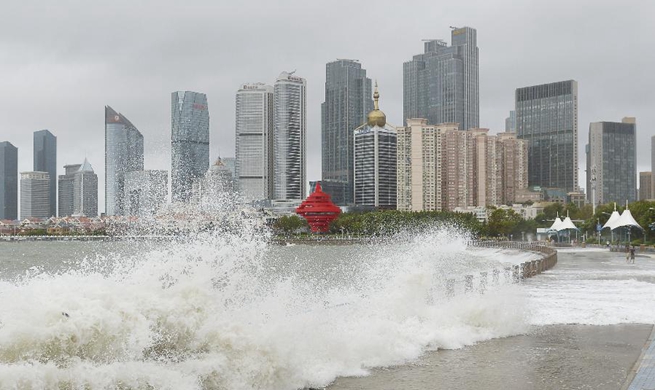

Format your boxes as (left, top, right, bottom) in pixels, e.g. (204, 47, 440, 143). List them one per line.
(1, 1, 654, 213)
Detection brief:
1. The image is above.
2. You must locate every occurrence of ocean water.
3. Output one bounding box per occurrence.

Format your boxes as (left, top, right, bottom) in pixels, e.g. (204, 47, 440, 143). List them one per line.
(0, 222, 543, 390)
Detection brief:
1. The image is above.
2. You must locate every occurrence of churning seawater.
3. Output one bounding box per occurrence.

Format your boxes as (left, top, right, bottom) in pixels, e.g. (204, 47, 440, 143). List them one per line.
(0, 221, 536, 389)
(0, 222, 547, 390)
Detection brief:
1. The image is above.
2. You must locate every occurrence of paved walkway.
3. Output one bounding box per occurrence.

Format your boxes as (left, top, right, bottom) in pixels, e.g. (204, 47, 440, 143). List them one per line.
(625, 325, 655, 390)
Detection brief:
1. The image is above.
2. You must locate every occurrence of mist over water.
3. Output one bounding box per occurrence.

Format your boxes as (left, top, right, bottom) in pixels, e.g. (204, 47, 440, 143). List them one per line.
(0, 212, 538, 389)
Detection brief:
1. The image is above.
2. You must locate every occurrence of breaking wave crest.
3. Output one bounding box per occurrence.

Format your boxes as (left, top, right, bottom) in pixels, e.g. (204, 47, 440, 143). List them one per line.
(0, 219, 532, 389)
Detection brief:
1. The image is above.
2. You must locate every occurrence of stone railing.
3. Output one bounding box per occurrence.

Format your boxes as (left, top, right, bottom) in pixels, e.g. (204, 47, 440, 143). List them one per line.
(432, 241, 559, 297)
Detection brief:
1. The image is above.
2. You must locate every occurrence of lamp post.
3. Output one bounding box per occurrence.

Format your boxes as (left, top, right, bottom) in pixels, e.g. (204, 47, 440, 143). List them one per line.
(597, 218, 601, 245)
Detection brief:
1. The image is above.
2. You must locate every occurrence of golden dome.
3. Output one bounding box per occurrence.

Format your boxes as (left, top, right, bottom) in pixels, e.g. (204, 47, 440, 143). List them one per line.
(367, 81, 386, 127)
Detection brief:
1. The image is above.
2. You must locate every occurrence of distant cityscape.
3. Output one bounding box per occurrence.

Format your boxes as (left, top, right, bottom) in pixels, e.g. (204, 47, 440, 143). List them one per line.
(1, 26, 654, 226)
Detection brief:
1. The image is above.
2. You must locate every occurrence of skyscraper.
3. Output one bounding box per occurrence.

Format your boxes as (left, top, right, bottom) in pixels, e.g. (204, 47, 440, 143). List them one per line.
(273, 71, 306, 201)
(235, 83, 273, 202)
(105, 106, 144, 216)
(353, 84, 396, 209)
(586, 118, 637, 205)
(73, 159, 98, 217)
(58, 163, 81, 217)
(403, 26, 479, 129)
(171, 91, 210, 203)
(0, 142, 18, 220)
(321, 59, 373, 205)
(33, 129, 57, 217)
(505, 110, 516, 132)
(516, 80, 578, 192)
(20, 171, 50, 219)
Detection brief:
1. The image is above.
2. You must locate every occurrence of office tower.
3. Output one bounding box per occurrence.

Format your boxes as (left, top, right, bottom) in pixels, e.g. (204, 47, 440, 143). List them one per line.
(586, 118, 637, 205)
(73, 159, 98, 217)
(171, 91, 210, 203)
(639, 172, 652, 200)
(403, 27, 479, 129)
(20, 171, 49, 219)
(273, 71, 306, 200)
(58, 163, 81, 217)
(105, 106, 144, 216)
(353, 85, 396, 209)
(0, 142, 18, 220)
(221, 157, 236, 180)
(235, 83, 273, 202)
(33, 130, 57, 216)
(321, 59, 373, 205)
(516, 80, 578, 192)
(124, 170, 168, 217)
(505, 110, 516, 132)
(397, 120, 456, 211)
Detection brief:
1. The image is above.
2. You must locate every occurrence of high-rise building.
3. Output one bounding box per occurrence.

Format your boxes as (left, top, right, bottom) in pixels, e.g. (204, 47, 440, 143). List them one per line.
(171, 91, 210, 203)
(73, 159, 98, 217)
(124, 170, 168, 217)
(273, 71, 306, 201)
(105, 106, 144, 216)
(586, 118, 637, 205)
(0, 142, 18, 220)
(58, 163, 81, 217)
(235, 83, 273, 202)
(20, 171, 50, 219)
(321, 59, 373, 205)
(397, 120, 454, 211)
(639, 172, 652, 200)
(472, 130, 528, 207)
(397, 121, 528, 212)
(33, 130, 57, 216)
(505, 110, 516, 132)
(353, 85, 396, 209)
(516, 80, 578, 192)
(193, 158, 236, 205)
(403, 27, 479, 129)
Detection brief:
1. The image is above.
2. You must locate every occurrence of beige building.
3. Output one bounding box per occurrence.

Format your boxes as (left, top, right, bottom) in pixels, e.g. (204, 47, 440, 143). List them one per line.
(397, 120, 528, 211)
(640, 171, 652, 200)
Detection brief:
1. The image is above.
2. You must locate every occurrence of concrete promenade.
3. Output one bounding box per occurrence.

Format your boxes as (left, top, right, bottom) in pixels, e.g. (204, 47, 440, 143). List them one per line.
(327, 249, 655, 390)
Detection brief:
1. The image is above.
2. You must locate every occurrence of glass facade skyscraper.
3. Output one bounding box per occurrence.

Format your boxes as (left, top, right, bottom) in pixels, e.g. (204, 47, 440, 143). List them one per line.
(273, 72, 306, 201)
(105, 106, 144, 216)
(403, 27, 479, 130)
(235, 83, 273, 202)
(33, 129, 57, 217)
(73, 159, 98, 217)
(58, 163, 81, 217)
(0, 141, 18, 220)
(586, 118, 637, 205)
(321, 59, 373, 205)
(516, 80, 579, 192)
(171, 91, 210, 203)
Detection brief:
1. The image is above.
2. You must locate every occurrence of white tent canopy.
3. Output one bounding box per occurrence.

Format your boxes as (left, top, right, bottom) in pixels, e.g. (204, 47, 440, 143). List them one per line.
(603, 210, 621, 230)
(559, 216, 579, 231)
(548, 217, 563, 231)
(612, 209, 643, 230)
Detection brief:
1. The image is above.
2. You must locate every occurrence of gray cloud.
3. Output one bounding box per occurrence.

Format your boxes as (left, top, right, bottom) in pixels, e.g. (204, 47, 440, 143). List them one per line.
(1, 0, 653, 213)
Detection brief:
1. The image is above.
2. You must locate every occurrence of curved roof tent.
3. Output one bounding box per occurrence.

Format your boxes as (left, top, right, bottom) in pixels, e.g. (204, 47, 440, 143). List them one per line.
(603, 210, 621, 230)
(548, 216, 563, 231)
(612, 207, 643, 231)
(560, 215, 579, 231)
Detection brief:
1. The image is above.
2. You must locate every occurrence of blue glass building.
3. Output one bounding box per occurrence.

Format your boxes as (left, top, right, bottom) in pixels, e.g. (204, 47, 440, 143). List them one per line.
(0, 141, 18, 220)
(105, 106, 144, 216)
(33, 129, 57, 216)
(171, 91, 210, 203)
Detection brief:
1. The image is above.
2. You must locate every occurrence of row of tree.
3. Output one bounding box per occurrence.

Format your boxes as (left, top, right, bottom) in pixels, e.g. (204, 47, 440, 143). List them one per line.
(272, 200, 655, 244)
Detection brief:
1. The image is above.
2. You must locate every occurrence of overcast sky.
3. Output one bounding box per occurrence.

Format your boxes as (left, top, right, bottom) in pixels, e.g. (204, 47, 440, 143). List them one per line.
(1, 0, 654, 214)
